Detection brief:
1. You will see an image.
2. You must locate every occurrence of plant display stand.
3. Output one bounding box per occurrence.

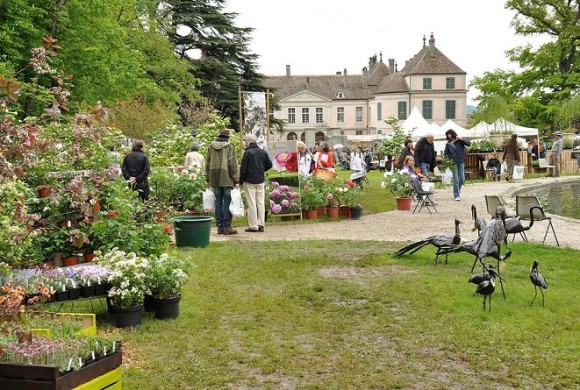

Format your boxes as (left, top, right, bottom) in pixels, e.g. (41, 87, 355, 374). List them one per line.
(0, 351, 122, 390)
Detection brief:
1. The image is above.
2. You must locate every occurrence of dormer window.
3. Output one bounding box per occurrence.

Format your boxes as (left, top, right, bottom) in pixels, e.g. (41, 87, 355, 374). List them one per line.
(336, 92, 345, 99)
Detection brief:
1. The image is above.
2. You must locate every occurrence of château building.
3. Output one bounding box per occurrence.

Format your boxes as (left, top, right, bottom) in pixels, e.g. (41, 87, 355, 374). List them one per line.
(264, 33, 467, 146)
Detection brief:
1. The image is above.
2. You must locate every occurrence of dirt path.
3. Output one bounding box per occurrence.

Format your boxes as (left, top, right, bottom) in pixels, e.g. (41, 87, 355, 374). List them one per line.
(215, 176, 580, 250)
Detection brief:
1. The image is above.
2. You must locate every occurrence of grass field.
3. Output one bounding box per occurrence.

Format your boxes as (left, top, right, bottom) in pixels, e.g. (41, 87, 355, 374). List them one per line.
(80, 239, 580, 389)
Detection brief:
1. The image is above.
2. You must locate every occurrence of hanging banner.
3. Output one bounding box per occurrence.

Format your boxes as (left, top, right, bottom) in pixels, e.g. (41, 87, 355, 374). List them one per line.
(242, 91, 267, 150)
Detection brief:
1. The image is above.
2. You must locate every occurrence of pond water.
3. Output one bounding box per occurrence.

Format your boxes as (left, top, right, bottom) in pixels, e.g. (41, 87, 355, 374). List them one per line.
(518, 180, 580, 220)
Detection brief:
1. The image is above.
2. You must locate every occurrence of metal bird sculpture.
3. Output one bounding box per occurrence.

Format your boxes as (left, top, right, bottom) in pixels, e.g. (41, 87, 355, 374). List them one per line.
(504, 207, 538, 243)
(471, 204, 487, 235)
(394, 219, 461, 264)
(529, 260, 548, 307)
(474, 266, 503, 312)
(471, 205, 510, 273)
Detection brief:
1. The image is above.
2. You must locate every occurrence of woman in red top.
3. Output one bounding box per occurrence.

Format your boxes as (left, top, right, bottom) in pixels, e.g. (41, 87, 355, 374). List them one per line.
(316, 143, 335, 172)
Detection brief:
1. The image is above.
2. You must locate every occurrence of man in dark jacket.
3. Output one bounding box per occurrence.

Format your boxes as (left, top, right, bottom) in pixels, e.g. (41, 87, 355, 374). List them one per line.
(239, 134, 273, 232)
(121, 140, 150, 201)
(206, 129, 239, 235)
(413, 133, 437, 176)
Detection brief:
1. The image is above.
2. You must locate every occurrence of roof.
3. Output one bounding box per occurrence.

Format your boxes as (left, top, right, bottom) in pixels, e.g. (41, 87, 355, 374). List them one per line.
(400, 37, 465, 75)
(266, 74, 375, 101)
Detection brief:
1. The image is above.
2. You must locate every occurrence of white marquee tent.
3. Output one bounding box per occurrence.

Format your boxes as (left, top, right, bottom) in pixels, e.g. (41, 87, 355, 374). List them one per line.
(471, 118, 539, 140)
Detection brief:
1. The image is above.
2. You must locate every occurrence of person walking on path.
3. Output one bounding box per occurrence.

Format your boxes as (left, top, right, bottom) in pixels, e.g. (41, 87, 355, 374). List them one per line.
(350, 146, 367, 188)
(184, 142, 206, 171)
(239, 134, 273, 233)
(206, 129, 239, 235)
(547, 131, 563, 177)
(122, 140, 151, 201)
(414, 133, 437, 176)
(502, 134, 521, 182)
(444, 129, 471, 201)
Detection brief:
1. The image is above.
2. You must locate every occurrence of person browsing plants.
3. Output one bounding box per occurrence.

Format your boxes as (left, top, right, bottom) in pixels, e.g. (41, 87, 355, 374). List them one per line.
(205, 129, 239, 235)
(239, 134, 273, 233)
(121, 140, 150, 201)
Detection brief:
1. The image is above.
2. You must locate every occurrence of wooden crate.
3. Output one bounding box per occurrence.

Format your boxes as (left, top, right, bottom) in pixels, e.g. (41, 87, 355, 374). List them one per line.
(0, 351, 121, 390)
(74, 367, 121, 390)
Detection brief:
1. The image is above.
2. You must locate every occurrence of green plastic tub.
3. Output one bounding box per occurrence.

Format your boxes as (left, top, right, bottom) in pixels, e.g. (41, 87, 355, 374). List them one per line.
(172, 216, 214, 248)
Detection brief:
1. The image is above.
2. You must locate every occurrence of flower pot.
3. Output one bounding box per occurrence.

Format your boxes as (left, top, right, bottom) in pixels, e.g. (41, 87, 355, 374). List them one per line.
(81, 285, 95, 298)
(317, 206, 326, 217)
(153, 295, 181, 320)
(326, 206, 339, 219)
(113, 304, 143, 328)
(349, 206, 363, 220)
(305, 209, 318, 220)
(95, 283, 108, 296)
(68, 287, 81, 300)
(37, 185, 55, 198)
(55, 290, 68, 302)
(144, 294, 155, 312)
(396, 197, 412, 211)
(339, 205, 350, 218)
(43, 259, 55, 268)
(83, 253, 96, 263)
(62, 255, 79, 267)
(172, 215, 214, 248)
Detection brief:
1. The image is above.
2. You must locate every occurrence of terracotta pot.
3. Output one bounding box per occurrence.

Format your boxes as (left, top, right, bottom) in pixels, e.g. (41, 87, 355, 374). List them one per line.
(317, 206, 326, 217)
(339, 205, 351, 218)
(62, 255, 79, 267)
(305, 209, 318, 220)
(396, 197, 412, 211)
(326, 206, 339, 219)
(37, 186, 53, 198)
(43, 260, 55, 268)
(84, 253, 96, 263)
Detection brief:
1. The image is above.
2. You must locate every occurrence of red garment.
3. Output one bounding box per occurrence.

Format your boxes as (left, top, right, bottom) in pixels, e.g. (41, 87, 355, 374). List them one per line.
(318, 152, 334, 168)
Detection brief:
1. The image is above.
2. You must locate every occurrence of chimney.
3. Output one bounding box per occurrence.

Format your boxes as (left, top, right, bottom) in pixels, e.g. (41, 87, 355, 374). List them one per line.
(343, 68, 347, 87)
(429, 32, 435, 58)
(395, 61, 398, 72)
(388, 58, 395, 73)
(336, 71, 342, 75)
(362, 66, 368, 87)
(286, 65, 291, 77)
(305, 77, 310, 88)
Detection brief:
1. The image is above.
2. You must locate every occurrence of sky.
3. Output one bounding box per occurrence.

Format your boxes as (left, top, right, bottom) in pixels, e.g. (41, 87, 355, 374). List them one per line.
(225, 0, 542, 106)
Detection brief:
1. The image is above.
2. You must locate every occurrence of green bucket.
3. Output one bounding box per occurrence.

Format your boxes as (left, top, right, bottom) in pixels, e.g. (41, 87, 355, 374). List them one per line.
(172, 216, 214, 248)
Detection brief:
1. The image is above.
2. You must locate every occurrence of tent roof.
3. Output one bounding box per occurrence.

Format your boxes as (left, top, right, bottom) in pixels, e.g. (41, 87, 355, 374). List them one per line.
(471, 118, 539, 139)
(402, 106, 431, 137)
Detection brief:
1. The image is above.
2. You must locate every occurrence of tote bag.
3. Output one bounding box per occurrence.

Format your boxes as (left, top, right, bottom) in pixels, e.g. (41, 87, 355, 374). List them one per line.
(512, 165, 525, 180)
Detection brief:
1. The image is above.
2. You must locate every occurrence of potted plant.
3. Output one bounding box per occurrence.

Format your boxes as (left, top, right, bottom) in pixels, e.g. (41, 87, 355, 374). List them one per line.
(268, 181, 301, 217)
(148, 253, 189, 320)
(95, 249, 150, 328)
(382, 169, 414, 210)
(299, 184, 325, 219)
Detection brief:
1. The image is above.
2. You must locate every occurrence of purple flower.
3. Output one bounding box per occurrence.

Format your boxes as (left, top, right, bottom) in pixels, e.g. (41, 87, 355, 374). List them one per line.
(270, 189, 282, 198)
(271, 203, 283, 214)
(278, 185, 290, 192)
(271, 181, 279, 187)
(281, 199, 289, 207)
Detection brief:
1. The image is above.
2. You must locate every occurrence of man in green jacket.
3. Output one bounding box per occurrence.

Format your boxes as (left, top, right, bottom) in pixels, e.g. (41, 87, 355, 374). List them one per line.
(206, 129, 240, 235)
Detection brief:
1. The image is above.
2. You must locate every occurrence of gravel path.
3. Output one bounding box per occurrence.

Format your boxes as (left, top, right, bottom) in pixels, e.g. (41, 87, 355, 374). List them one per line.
(214, 176, 580, 250)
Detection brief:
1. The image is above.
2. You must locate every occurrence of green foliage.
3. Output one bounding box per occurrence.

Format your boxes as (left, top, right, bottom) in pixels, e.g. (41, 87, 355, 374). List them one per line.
(147, 124, 194, 167)
(378, 116, 413, 158)
(149, 253, 190, 299)
(382, 169, 413, 198)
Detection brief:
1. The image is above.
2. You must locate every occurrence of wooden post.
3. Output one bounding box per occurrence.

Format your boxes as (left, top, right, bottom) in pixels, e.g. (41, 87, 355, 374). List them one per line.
(238, 86, 244, 157)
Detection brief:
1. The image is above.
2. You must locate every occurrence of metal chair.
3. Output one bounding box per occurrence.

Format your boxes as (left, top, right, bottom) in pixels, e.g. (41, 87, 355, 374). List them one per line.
(410, 177, 437, 214)
(515, 195, 560, 246)
(484, 195, 505, 219)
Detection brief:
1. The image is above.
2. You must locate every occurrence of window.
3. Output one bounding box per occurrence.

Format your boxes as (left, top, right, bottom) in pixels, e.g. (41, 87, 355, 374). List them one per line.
(316, 107, 323, 123)
(446, 77, 455, 89)
(337, 107, 344, 123)
(422, 100, 433, 120)
(423, 77, 432, 90)
(377, 102, 382, 121)
(398, 102, 407, 120)
(356, 107, 363, 123)
(336, 92, 345, 99)
(356, 130, 363, 135)
(445, 100, 456, 119)
(302, 108, 309, 123)
(288, 108, 295, 124)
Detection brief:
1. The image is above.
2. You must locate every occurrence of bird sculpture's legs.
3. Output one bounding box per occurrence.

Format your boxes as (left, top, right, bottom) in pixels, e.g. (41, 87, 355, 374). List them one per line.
(471, 256, 485, 273)
(489, 294, 492, 312)
(530, 285, 538, 306)
(482, 295, 486, 312)
(541, 288, 545, 307)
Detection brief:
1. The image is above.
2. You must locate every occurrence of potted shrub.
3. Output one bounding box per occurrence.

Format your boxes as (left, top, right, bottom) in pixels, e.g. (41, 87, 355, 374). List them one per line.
(382, 169, 414, 210)
(268, 181, 301, 217)
(148, 253, 189, 320)
(95, 249, 150, 328)
(299, 184, 325, 219)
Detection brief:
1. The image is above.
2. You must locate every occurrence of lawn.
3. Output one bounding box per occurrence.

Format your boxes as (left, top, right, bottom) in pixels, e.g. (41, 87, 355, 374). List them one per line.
(84, 239, 579, 389)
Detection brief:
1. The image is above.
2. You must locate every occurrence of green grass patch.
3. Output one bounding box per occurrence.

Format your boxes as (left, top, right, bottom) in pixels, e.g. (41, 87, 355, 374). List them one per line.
(71, 240, 580, 389)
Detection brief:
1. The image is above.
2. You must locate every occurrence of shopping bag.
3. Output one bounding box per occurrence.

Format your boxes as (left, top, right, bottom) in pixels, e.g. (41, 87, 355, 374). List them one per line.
(202, 189, 215, 212)
(500, 162, 508, 176)
(442, 168, 453, 184)
(229, 188, 245, 217)
(512, 165, 524, 180)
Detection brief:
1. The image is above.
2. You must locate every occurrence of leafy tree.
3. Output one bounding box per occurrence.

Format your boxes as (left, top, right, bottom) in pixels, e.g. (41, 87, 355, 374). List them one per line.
(378, 117, 413, 159)
(470, 0, 580, 131)
(165, 0, 266, 129)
